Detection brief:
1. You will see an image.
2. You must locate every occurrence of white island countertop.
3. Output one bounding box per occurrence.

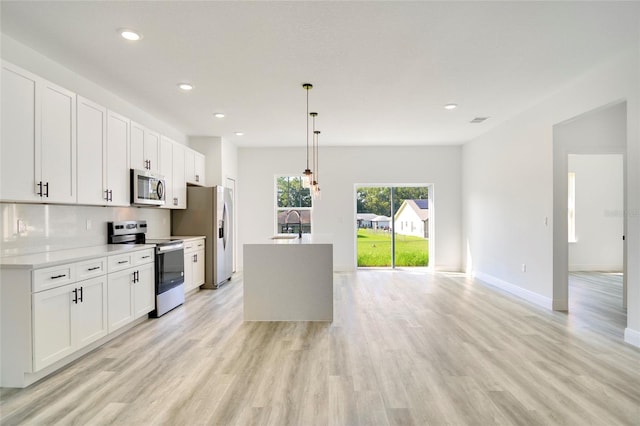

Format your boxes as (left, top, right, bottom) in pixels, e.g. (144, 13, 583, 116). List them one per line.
(248, 234, 333, 245)
(0, 244, 156, 269)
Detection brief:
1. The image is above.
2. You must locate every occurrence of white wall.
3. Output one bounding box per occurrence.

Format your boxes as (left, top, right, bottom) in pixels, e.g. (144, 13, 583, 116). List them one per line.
(568, 154, 624, 271)
(237, 145, 461, 272)
(1, 35, 187, 144)
(462, 47, 640, 346)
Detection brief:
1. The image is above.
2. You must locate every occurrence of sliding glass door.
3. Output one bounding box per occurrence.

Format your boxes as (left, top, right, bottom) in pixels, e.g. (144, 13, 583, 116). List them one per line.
(356, 185, 430, 268)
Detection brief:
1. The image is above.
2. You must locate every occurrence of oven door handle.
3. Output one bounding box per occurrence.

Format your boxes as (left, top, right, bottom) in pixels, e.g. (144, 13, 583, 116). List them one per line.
(156, 243, 184, 253)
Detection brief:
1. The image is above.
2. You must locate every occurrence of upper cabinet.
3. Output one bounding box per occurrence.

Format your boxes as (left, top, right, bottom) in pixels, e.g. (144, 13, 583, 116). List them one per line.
(77, 96, 107, 205)
(159, 136, 174, 209)
(1, 62, 76, 203)
(77, 99, 130, 206)
(172, 143, 187, 209)
(1, 61, 198, 209)
(185, 148, 205, 186)
(105, 111, 131, 206)
(130, 121, 160, 174)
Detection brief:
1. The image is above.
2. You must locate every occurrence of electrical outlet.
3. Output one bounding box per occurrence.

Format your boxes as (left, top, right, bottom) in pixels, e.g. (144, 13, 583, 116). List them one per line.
(17, 219, 26, 234)
(522, 264, 527, 272)
(86, 219, 92, 230)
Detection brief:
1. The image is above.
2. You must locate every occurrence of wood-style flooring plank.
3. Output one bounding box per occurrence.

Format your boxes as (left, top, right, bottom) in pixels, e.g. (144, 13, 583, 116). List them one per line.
(1, 271, 639, 425)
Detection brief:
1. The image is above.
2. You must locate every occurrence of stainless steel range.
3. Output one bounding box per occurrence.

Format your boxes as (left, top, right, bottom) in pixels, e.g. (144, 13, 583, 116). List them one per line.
(108, 220, 185, 317)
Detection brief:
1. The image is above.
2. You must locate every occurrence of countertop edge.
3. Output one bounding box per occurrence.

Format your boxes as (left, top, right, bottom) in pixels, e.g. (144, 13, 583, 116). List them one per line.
(0, 244, 156, 269)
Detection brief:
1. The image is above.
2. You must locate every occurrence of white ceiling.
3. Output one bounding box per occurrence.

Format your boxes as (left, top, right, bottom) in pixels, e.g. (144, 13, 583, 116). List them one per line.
(1, 1, 639, 147)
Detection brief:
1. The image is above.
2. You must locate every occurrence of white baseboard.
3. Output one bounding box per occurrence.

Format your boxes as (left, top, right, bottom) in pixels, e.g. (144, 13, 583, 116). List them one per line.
(569, 264, 623, 272)
(473, 271, 553, 310)
(624, 327, 640, 348)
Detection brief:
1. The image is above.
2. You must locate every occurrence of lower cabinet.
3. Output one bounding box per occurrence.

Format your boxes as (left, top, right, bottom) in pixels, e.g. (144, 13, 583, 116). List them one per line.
(183, 238, 205, 294)
(0, 247, 156, 388)
(107, 262, 154, 333)
(32, 275, 107, 371)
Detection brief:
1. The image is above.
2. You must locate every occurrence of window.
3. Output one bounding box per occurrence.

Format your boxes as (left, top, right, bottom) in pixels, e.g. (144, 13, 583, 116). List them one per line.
(568, 172, 576, 242)
(275, 176, 312, 235)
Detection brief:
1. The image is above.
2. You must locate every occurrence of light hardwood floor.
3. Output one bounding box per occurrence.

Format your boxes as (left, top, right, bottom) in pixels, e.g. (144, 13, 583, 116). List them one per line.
(1, 270, 639, 425)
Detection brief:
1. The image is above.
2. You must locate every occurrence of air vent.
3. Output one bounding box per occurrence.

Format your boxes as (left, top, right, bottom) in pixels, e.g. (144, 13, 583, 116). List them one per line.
(470, 117, 489, 123)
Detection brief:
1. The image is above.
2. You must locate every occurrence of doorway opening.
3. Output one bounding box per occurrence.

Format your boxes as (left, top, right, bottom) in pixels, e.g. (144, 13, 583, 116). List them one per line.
(553, 101, 627, 338)
(355, 184, 432, 269)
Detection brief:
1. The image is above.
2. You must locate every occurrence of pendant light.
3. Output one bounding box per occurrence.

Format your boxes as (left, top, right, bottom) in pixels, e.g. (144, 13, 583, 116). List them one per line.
(313, 129, 321, 200)
(302, 83, 313, 188)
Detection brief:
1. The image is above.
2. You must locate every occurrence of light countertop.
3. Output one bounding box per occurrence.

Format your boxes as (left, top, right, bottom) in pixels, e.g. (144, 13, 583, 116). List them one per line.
(246, 234, 333, 245)
(0, 244, 156, 269)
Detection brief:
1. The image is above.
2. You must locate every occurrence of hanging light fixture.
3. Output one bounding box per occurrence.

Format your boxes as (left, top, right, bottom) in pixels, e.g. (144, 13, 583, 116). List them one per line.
(302, 83, 313, 188)
(309, 111, 321, 199)
(313, 129, 321, 200)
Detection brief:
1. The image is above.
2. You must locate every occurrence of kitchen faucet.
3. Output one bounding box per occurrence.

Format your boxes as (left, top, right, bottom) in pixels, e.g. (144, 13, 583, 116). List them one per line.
(284, 209, 302, 238)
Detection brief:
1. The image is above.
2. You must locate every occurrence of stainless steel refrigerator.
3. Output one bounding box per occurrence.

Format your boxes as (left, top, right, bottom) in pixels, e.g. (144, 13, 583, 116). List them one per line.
(172, 186, 233, 288)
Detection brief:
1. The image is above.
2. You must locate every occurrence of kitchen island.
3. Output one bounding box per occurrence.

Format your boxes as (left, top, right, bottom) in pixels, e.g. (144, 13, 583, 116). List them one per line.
(243, 234, 333, 321)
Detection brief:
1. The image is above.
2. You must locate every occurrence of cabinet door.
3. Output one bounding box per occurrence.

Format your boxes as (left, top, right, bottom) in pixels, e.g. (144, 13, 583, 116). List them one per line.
(74, 276, 108, 348)
(1, 62, 40, 202)
(194, 152, 205, 185)
(77, 96, 106, 205)
(130, 121, 145, 171)
(41, 80, 76, 203)
(133, 263, 155, 318)
(106, 111, 130, 206)
(184, 148, 195, 184)
(172, 143, 186, 208)
(159, 136, 173, 209)
(183, 252, 194, 294)
(107, 268, 134, 332)
(32, 284, 74, 371)
(193, 248, 205, 288)
(144, 130, 160, 174)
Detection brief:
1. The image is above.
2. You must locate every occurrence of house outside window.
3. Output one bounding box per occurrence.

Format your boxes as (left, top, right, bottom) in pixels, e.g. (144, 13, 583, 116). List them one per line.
(275, 176, 312, 235)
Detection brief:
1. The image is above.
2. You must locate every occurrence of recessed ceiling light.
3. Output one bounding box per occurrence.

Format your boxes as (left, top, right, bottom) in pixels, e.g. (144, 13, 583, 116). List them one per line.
(214, 113, 225, 118)
(178, 83, 193, 91)
(118, 28, 142, 41)
(444, 103, 458, 110)
(234, 132, 244, 136)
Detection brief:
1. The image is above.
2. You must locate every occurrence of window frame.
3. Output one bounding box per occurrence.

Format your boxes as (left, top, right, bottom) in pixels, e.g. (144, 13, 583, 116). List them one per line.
(274, 175, 313, 235)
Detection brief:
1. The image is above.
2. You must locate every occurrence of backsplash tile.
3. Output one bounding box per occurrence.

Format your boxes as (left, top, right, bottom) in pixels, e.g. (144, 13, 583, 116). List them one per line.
(0, 203, 170, 257)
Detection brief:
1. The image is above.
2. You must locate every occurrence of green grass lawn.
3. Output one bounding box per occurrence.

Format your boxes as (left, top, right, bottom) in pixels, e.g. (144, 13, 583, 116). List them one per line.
(357, 228, 428, 267)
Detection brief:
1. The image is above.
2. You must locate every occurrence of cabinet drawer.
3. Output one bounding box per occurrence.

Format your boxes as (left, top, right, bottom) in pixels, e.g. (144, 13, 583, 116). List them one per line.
(184, 239, 204, 254)
(33, 264, 76, 293)
(76, 257, 107, 280)
(108, 253, 133, 273)
(132, 249, 154, 265)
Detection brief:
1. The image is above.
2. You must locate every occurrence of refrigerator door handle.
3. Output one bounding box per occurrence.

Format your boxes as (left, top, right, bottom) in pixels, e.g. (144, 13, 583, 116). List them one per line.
(222, 202, 228, 249)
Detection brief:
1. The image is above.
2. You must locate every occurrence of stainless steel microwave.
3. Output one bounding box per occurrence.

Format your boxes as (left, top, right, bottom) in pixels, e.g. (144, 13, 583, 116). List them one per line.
(130, 169, 165, 206)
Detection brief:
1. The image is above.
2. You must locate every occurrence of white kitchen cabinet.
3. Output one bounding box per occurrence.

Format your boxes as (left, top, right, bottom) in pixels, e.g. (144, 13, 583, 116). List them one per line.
(159, 136, 174, 209)
(1, 247, 154, 388)
(77, 99, 130, 206)
(105, 111, 130, 206)
(40, 79, 77, 203)
(183, 238, 205, 294)
(130, 121, 160, 174)
(32, 273, 107, 371)
(133, 263, 154, 317)
(194, 152, 206, 185)
(172, 143, 187, 208)
(107, 250, 155, 332)
(1, 62, 39, 202)
(1, 61, 76, 203)
(77, 96, 107, 205)
(184, 147, 206, 186)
